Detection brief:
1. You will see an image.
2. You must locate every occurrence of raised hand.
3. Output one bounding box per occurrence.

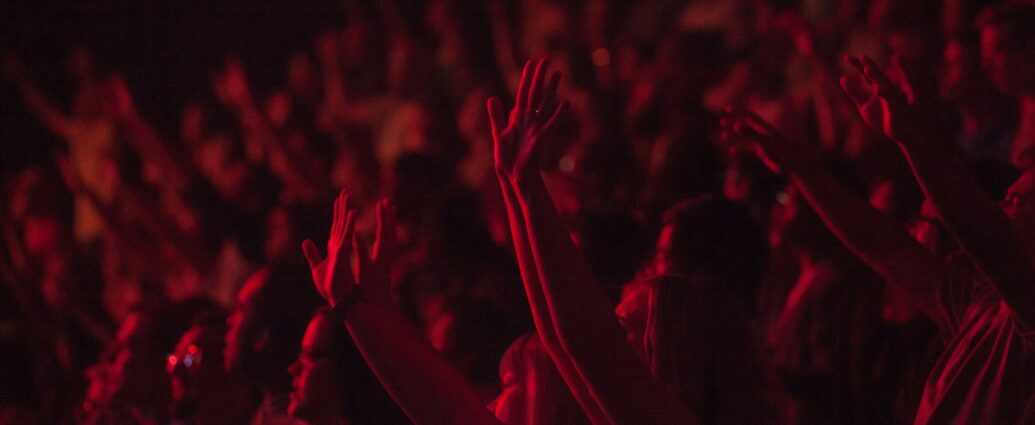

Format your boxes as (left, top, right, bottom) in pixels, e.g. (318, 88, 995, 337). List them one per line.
(487, 58, 570, 186)
(302, 190, 399, 311)
(720, 108, 801, 173)
(302, 189, 358, 309)
(839, 55, 920, 143)
(353, 199, 397, 304)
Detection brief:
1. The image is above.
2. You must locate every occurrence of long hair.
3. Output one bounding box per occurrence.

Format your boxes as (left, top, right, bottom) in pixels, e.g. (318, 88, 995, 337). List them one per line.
(642, 274, 765, 424)
(498, 333, 589, 425)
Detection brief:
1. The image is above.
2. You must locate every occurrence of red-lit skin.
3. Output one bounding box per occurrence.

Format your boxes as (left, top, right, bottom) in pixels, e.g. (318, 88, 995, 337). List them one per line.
(301, 192, 503, 425)
(981, 26, 1035, 97)
(614, 283, 650, 362)
(492, 58, 697, 424)
(288, 314, 347, 425)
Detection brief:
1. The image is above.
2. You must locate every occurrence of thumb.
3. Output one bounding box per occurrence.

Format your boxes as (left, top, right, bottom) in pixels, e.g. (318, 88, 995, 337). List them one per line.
(353, 233, 372, 283)
(301, 239, 323, 271)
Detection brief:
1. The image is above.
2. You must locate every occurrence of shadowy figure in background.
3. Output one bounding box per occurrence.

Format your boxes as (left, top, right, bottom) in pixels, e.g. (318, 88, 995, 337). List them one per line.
(300, 190, 588, 424)
(80, 297, 218, 425)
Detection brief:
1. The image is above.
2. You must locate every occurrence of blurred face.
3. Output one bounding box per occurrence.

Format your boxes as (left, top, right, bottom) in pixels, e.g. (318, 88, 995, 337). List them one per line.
(941, 41, 975, 102)
(489, 356, 529, 424)
(288, 315, 341, 421)
(981, 26, 1035, 95)
(168, 326, 225, 405)
(1001, 169, 1035, 244)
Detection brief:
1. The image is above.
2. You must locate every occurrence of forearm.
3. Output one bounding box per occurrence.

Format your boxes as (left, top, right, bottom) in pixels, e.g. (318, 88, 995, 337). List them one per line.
(496, 171, 611, 425)
(17, 83, 70, 137)
(896, 136, 1035, 320)
(343, 301, 502, 425)
(514, 174, 696, 425)
(776, 148, 941, 317)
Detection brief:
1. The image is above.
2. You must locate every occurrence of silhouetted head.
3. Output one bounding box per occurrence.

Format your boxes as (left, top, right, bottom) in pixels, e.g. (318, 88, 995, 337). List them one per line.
(649, 196, 768, 311)
(224, 266, 323, 394)
(288, 308, 408, 424)
(489, 333, 587, 425)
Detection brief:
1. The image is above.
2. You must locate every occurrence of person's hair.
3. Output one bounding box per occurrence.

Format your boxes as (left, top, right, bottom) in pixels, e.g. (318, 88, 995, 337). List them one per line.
(976, 1, 1035, 50)
(658, 196, 768, 311)
(309, 308, 410, 424)
(497, 333, 589, 425)
(249, 264, 325, 388)
(642, 274, 763, 423)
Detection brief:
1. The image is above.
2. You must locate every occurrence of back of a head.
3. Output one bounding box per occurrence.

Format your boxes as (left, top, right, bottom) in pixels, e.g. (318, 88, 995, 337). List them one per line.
(643, 274, 764, 423)
(497, 333, 589, 425)
(660, 196, 768, 311)
(248, 264, 325, 391)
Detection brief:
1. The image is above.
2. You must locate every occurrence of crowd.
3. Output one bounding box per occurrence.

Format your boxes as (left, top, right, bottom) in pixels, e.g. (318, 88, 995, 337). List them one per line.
(2, 0, 1035, 423)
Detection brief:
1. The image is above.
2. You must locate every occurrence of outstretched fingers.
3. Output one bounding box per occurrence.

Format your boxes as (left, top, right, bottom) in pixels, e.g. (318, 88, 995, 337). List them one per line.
(537, 71, 561, 122)
(513, 60, 535, 123)
(373, 199, 397, 262)
(527, 58, 550, 118)
(301, 239, 327, 300)
(487, 97, 506, 138)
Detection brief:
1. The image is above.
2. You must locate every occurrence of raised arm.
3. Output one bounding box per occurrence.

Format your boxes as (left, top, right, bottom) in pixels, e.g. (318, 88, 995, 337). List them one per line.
(840, 54, 1035, 325)
(108, 76, 194, 192)
(722, 110, 945, 319)
(488, 59, 696, 425)
(3, 52, 72, 137)
(301, 191, 502, 425)
(213, 59, 324, 200)
(489, 59, 610, 425)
